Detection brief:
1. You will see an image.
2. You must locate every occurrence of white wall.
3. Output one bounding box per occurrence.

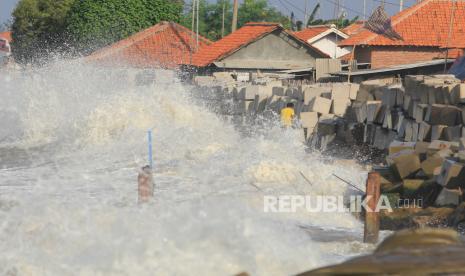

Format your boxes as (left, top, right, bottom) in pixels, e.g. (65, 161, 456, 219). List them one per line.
(310, 32, 351, 59)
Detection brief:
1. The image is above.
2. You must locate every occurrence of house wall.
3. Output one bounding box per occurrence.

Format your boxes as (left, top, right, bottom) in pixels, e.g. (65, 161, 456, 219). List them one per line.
(311, 33, 351, 59)
(356, 46, 445, 69)
(219, 30, 323, 70)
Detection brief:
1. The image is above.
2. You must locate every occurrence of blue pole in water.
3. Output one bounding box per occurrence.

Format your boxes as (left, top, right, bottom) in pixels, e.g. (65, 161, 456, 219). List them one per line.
(148, 130, 153, 168)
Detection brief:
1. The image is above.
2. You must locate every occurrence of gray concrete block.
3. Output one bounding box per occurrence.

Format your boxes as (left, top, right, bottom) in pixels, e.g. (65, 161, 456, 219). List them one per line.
(451, 84, 465, 104)
(382, 109, 393, 129)
(300, 112, 319, 129)
(389, 149, 421, 179)
(436, 159, 465, 188)
(309, 96, 332, 115)
(331, 84, 351, 100)
(431, 125, 447, 141)
(403, 94, 411, 112)
(304, 87, 328, 105)
(366, 101, 382, 123)
(349, 83, 360, 100)
(413, 103, 428, 123)
(444, 125, 462, 142)
(380, 87, 397, 108)
(331, 97, 351, 117)
(317, 117, 337, 136)
(348, 102, 367, 123)
(418, 121, 431, 142)
(272, 86, 285, 96)
(434, 188, 460, 206)
(426, 104, 462, 126)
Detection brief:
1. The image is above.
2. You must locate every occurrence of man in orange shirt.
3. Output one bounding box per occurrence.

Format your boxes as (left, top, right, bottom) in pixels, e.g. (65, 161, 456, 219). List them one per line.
(280, 103, 295, 128)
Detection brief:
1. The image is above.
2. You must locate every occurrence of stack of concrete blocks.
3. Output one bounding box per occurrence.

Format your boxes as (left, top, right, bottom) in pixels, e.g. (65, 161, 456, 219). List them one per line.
(345, 75, 465, 151)
(380, 137, 465, 208)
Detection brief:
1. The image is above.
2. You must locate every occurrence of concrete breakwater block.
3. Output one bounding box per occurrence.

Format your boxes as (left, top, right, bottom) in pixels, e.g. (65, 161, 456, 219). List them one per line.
(300, 112, 318, 129)
(388, 149, 421, 179)
(425, 104, 462, 126)
(303, 86, 328, 105)
(308, 96, 332, 115)
(435, 159, 465, 188)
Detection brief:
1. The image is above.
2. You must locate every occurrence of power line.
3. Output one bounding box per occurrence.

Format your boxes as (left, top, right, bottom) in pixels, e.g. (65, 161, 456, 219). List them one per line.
(275, 0, 412, 20)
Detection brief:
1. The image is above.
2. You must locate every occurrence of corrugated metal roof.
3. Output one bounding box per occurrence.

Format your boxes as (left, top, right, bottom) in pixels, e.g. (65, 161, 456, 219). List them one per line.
(332, 59, 455, 76)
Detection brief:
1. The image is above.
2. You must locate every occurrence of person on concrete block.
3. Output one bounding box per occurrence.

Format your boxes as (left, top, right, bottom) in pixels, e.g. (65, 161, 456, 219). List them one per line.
(281, 102, 295, 128)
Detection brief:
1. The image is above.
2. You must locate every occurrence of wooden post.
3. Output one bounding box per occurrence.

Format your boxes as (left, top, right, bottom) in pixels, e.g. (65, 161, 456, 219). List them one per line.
(364, 171, 381, 243)
(138, 166, 153, 203)
(232, 0, 239, 32)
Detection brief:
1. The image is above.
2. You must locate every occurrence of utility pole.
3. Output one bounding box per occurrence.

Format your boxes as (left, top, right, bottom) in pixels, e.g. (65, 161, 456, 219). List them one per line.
(399, 0, 404, 11)
(191, 0, 195, 33)
(222, 0, 226, 37)
(232, 0, 239, 32)
(196, 0, 199, 49)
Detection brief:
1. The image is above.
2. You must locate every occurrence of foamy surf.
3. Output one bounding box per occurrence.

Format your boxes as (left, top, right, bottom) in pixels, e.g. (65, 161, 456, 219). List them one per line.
(1, 60, 371, 275)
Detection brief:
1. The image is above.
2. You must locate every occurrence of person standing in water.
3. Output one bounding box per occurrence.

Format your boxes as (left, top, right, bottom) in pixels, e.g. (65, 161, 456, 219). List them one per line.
(280, 102, 295, 128)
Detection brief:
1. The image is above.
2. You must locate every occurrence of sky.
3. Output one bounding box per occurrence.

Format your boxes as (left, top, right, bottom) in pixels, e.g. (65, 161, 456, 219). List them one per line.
(1, 0, 418, 27)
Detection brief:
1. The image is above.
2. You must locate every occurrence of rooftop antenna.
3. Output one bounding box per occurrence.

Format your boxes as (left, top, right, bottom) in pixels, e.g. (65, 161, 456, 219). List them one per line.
(232, 0, 239, 32)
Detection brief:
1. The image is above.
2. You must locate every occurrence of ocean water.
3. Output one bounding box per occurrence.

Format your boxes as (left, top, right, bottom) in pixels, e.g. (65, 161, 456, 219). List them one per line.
(0, 61, 372, 275)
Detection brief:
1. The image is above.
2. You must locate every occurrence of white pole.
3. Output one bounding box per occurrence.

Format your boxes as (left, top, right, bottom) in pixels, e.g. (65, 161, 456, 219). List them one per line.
(304, 0, 308, 28)
(364, 0, 367, 20)
(400, 0, 404, 11)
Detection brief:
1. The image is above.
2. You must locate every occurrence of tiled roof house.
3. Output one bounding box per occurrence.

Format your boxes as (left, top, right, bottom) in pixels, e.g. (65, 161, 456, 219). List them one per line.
(0, 31, 12, 55)
(295, 25, 351, 58)
(86, 22, 211, 69)
(191, 22, 328, 71)
(339, 0, 465, 69)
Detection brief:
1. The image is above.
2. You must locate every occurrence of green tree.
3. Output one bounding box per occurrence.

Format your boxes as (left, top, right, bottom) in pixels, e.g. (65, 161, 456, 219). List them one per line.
(66, 0, 183, 55)
(11, 0, 75, 64)
(181, 0, 289, 41)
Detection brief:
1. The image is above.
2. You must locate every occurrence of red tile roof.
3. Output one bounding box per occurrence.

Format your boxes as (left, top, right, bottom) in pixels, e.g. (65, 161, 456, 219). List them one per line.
(191, 22, 328, 67)
(294, 26, 330, 41)
(342, 21, 365, 36)
(0, 31, 12, 42)
(86, 22, 212, 69)
(340, 0, 465, 48)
